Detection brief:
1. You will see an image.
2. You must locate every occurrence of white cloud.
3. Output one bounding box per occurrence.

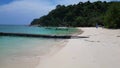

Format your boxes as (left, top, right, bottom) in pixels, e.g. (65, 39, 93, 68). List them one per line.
(56, 0, 111, 5)
(56, 0, 85, 5)
(0, 0, 55, 25)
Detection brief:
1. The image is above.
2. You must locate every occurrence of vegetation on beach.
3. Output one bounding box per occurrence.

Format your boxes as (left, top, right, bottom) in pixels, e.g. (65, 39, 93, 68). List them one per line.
(104, 2, 120, 28)
(31, 1, 120, 29)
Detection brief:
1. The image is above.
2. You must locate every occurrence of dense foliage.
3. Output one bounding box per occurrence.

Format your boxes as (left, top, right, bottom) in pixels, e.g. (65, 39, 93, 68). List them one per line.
(104, 2, 120, 28)
(31, 1, 120, 28)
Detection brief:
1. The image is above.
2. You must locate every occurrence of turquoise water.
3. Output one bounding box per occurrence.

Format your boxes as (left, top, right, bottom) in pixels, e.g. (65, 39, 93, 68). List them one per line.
(0, 36, 65, 68)
(0, 25, 77, 35)
(0, 25, 76, 68)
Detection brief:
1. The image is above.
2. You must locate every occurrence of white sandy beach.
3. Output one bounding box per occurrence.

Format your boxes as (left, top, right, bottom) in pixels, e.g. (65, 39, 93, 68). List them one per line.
(36, 27, 120, 68)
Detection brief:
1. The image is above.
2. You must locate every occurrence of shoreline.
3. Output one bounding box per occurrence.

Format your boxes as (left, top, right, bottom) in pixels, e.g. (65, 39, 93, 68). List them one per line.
(34, 39, 68, 68)
(34, 28, 83, 68)
(36, 27, 120, 68)
(0, 38, 68, 68)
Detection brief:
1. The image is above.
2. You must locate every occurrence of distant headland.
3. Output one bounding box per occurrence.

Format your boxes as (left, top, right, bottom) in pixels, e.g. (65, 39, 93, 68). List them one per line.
(30, 1, 120, 29)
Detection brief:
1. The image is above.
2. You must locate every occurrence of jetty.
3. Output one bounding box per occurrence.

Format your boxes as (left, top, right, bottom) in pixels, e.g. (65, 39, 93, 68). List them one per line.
(0, 32, 89, 39)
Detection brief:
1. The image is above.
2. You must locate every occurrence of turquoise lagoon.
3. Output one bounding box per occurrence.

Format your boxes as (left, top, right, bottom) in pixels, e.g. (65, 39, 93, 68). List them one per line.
(0, 25, 77, 68)
(0, 25, 77, 35)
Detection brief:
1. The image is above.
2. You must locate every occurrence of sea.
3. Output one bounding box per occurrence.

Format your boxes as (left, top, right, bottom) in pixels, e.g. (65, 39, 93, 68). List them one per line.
(0, 25, 77, 68)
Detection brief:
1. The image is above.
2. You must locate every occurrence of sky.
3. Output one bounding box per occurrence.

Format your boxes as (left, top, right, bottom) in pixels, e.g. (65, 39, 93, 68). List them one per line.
(0, 0, 116, 25)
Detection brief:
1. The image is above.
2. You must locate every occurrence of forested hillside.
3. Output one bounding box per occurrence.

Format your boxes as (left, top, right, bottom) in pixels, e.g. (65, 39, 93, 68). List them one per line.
(31, 1, 120, 28)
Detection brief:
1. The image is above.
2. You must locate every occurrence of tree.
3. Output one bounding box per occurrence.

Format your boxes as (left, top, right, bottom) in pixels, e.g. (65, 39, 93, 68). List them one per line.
(75, 16, 86, 26)
(30, 1, 119, 28)
(104, 2, 120, 28)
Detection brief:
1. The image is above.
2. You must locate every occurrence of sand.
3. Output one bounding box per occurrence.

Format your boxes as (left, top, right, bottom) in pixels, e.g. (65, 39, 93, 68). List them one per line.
(36, 27, 120, 68)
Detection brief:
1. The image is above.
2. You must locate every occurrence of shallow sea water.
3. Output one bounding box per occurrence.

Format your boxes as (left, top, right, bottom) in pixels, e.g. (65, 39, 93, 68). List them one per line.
(0, 25, 75, 68)
(0, 36, 66, 68)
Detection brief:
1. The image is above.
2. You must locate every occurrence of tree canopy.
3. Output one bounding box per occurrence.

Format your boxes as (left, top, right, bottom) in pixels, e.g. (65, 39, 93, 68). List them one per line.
(30, 1, 120, 28)
(104, 2, 120, 28)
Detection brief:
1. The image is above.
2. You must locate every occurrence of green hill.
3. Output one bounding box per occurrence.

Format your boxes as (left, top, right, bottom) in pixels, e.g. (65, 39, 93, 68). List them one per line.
(30, 1, 120, 28)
